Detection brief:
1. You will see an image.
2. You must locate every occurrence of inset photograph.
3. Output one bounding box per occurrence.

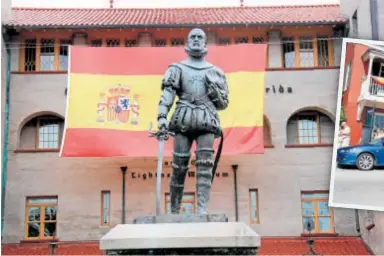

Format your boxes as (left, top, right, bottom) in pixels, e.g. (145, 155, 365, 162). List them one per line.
(330, 38, 384, 211)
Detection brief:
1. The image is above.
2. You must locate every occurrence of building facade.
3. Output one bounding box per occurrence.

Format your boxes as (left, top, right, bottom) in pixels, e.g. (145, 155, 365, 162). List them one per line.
(340, 0, 383, 40)
(1, 4, 373, 254)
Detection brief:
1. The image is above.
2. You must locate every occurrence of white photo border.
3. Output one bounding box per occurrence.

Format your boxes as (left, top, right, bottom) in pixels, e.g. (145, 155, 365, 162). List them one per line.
(329, 37, 384, 212)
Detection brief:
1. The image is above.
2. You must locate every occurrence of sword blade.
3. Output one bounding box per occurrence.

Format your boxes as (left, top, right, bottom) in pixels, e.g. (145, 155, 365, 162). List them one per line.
(156, 139, 165, 216)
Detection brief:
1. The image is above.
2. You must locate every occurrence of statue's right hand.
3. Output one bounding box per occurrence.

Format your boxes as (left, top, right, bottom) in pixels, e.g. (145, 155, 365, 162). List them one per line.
(158, 117, 169, 131)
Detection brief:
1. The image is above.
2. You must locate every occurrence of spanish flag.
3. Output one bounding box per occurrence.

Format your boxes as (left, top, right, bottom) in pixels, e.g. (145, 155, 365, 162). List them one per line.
(373, 76, 384, 86)
(60, 44, 266, 157)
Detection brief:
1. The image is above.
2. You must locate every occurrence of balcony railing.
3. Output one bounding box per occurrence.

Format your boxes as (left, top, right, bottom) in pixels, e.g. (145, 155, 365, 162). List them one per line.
(368, 76, 384, 97)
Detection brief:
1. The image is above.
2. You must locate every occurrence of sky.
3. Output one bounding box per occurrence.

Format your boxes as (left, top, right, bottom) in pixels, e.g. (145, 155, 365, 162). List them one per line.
(11, 0, 339, 8)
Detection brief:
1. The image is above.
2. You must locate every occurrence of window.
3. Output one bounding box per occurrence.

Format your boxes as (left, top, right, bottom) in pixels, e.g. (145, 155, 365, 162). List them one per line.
(40, 39, 55, 71)
(25, 197, 58, 240)
(235, 37, 249, 44)
(218, 38, 230, 46)
(282, 37, 296, 68)
(249, 189, 259, 224)
(379, 63, 384, 78)
(317, 36, 330, 67)
(101, 191, 111, 226)
(91, 39, 103, 47)
(252, 37, 264, 44)
(368, 113, 384, 131)
(59, 40, 71, 71)
(171, 38, 185, 46)
(372, 60, 384, 78)
(299, 37, 314, 67)
(19, 115, 64, 151)
(24, 39, 37, 71)
(263, 115, 272, 146)
(106, 39, 120, 47)
(165, 193, 195, 215)
(154, 39, 167, 47)
(20, 38, 71, 72)
(344, 61, 352, 91)
(287, 110, 334, 145)
(282, 36, 334, 68)
(125, 39, 137, 47)
(301, 192, 334, 233)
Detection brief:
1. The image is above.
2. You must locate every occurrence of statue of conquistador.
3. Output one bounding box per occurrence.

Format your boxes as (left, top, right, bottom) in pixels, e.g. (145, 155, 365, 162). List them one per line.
(157, 28, 229, 215)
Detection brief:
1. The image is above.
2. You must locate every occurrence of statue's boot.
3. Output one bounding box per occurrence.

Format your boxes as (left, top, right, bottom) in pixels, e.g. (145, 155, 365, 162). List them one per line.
(170, 152, 191, 214)
(195, 148, 214, 216)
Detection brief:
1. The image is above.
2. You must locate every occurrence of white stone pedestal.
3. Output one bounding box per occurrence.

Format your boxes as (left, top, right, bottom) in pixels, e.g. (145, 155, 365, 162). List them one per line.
(100, 222, 260, 255)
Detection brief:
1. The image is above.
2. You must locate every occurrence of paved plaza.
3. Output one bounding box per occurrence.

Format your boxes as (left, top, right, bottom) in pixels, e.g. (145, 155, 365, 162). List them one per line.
(332, 167, 384, 209)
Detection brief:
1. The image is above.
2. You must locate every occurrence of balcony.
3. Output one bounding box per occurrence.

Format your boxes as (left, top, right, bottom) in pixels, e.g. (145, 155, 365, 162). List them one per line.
(357, 76, 384, 120)
(357, 45, 384, 121)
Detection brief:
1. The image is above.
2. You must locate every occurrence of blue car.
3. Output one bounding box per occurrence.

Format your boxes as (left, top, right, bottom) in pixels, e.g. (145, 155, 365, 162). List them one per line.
(337, 138, 384, 170)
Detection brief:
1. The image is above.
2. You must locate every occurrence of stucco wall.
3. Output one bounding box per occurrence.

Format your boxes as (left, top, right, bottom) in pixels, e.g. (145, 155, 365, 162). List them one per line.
(1, 0, 11, 23)
(2, 63, 359, 242)
(358, 210, 384, 255)
(378, 0, 384, 40)
(342, 43, 368, 145)
(340, 0, 384, 40)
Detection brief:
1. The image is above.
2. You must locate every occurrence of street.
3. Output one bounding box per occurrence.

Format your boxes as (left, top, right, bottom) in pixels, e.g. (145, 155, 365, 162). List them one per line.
(332, 167, 384, 209)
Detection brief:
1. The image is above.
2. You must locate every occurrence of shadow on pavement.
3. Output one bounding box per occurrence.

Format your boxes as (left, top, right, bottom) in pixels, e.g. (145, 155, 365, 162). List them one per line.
(337, 165, 384, 171)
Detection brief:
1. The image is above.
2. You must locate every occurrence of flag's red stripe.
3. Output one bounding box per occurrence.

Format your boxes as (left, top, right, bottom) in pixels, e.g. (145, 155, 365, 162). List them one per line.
(70, 44, 267, 75)
(60, 127, 263, 157)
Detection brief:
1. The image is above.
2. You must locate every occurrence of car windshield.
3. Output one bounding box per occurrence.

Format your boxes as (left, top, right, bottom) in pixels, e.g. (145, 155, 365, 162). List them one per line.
(369, 139, 382, 145)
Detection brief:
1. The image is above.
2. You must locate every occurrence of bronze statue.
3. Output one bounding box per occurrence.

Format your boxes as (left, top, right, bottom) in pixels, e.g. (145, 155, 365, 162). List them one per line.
(157, 28, 229, 215)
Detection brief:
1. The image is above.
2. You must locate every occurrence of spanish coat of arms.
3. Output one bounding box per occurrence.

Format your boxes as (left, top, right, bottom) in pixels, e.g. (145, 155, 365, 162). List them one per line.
(96, 85, 140, 125)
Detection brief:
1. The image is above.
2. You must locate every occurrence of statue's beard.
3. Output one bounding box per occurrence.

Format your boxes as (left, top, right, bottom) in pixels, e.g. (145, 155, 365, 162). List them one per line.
(185, 46, 207, 58)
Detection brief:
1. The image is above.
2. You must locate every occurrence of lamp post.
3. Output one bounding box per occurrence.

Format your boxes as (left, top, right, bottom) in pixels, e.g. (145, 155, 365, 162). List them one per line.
(303, 219, 316, 255)
(48, 232, 58, 256)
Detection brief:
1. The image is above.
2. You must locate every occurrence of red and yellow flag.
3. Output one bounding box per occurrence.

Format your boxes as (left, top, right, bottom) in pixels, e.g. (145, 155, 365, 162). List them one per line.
(60, 44, 267, 157)
(373, 76, 384, 86)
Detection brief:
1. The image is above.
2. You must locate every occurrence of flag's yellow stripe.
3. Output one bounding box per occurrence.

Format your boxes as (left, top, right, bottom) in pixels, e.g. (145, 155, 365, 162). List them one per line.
(66, 72, 264, 130)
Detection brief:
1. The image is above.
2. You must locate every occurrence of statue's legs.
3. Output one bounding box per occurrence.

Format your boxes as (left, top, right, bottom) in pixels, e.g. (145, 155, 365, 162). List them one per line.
(170, 133, 193, 214)
(195, 133, 215, 215)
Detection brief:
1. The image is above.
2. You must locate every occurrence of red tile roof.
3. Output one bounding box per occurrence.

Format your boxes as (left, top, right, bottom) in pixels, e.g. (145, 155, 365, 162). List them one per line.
(5, 5, 347, 29)
(260, 237, 372, 255)
(1, 237, 372, 255)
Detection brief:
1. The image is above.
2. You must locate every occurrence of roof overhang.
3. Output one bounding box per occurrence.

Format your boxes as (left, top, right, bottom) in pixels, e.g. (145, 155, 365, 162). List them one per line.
(362, 45, 384, 62)
(3, 21, 348, 30)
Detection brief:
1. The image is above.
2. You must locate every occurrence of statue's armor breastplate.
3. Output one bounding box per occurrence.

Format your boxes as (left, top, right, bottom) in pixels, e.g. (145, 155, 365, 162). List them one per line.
(167, 62, 222, 138)
(179, 65, 210, 99)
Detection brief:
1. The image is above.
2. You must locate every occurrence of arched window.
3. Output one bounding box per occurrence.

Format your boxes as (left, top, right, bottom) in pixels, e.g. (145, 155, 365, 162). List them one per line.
(19, 114, 64, 150)
(264, 115, 273, 146)
(286, 110, 334, 145)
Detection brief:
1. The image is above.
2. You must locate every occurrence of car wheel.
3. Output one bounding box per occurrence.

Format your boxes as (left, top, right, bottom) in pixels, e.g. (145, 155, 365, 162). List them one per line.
(356, 153, 375, 171)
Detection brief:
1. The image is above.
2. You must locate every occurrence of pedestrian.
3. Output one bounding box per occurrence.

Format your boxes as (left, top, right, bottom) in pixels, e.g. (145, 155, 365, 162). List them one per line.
(375, 128, 384, 139)
(338, 122, 351, 148)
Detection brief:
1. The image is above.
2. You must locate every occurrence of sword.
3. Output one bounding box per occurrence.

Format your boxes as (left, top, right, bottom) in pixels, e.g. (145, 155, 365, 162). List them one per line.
(148, 122, 174, 216)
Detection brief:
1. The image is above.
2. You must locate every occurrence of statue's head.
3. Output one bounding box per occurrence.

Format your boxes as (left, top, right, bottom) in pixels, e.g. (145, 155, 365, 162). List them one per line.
(185, 28, 207, 58)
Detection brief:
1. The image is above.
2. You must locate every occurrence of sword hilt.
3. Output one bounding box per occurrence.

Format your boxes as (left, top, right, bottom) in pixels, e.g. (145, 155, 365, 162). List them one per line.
(148, 122, 175, 141)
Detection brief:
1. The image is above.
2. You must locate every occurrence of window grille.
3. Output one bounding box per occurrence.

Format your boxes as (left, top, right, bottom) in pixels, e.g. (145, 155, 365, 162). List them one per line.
(154, 39, 167, 47)
(282, 37, 295, 68)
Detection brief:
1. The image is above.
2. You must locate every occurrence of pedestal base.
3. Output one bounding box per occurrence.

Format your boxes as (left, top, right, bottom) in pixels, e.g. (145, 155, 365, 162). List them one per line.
(105, 247, 257, 255)
(100, 218, 260, 255)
